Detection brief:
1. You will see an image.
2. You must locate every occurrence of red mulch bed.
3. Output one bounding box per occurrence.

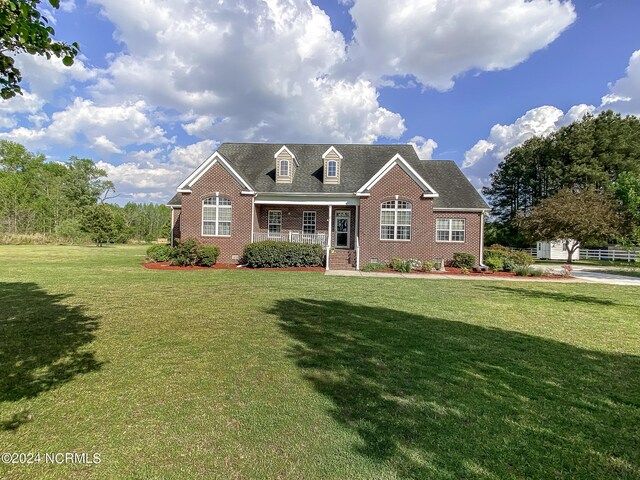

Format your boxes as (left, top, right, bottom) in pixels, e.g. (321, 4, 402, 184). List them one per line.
(375, 266, 569, 279)
(142, 262, 325, 272)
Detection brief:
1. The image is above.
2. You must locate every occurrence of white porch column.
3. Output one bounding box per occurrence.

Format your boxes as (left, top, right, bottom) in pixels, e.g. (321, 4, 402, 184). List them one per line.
(355, 203, 360, 270)
(250, 196, 255, 243)
(479, 211, 484, 263)
(326, 205, 332, 271)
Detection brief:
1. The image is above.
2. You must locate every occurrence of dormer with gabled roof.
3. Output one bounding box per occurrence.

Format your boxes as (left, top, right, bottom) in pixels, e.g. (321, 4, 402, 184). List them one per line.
(322, 146, 342, 184)
(275, 145, 298, 184)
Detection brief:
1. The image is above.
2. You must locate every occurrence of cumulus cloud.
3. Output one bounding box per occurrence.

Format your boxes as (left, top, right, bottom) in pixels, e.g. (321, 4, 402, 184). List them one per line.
(0, 98, 170, 151)
(462, 104, 595, 188)
(169, 140, 219, 168)
(409, 136, 438, 159)
(348, 0, 577, 90)
(600, 49, 640, 115)
(88, 0, 403, 143)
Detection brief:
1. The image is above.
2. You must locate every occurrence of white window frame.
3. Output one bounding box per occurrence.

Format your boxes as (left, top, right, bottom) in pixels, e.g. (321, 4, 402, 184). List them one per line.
(268, 210, 282, 238)
(436, 218, 465, 243)
(279, 159, 290, 177)
(202, 196, 232, 237)
(380, 200, 412, 241)
(302, 211, 316, 234)
(327, 160, 337, 177)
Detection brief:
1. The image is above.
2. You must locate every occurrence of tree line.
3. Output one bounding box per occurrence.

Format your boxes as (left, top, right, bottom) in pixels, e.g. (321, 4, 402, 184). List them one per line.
(0, 140, 170, 244)
(483, 110, 640, 249)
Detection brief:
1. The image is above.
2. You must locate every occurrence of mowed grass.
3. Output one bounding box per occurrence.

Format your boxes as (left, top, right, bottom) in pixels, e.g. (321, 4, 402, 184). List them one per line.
(1, 246, 639, 479)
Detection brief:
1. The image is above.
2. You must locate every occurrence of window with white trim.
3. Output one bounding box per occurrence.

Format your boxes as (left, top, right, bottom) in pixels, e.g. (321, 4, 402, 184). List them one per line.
(436, 218, 465, 242)
(268, 210, 282, 237)
(279, 159, 289, 177)
(202, 196, 231, 236)
(303, 211, 316, 234)
(327, 160, 337, 177)
(380, 200, 411, 240)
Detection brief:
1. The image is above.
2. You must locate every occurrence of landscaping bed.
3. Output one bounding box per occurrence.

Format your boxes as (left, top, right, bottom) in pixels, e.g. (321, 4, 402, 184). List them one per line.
(143, 261, 325, 272)
(369, 266, 570, 279)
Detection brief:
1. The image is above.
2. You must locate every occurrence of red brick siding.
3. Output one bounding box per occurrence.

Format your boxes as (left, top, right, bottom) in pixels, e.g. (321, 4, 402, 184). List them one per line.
(179, 162, 253, 263)
(358, 164, 482, 264)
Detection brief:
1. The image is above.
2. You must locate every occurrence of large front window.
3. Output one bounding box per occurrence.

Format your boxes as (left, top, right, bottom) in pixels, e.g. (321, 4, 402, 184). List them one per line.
(268, 210, 282, 238)
(303, 211, 316, 234)
(202, 196, 231, 236)
(380, 200, 411, 240)
(436, 218, 465, 242)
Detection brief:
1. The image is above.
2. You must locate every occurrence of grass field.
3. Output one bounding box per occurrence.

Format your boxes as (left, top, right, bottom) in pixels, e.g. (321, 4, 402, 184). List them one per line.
(1, 246, 639, 479)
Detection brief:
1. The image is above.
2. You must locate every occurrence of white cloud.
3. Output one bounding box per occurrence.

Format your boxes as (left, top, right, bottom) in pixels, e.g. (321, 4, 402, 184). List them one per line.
(97, 159, 179, 190)
(92, 135, 124, 155)
(462, 104, 595, 187)
(87, 0, 403, 143)
(348, 0, 576, 90)
(409, 136, 438, 159)
(15, 54, 97, 99)
(0, 98, 170, 151)
(169, 140, 219, 168)
(600, 49, 640, 115)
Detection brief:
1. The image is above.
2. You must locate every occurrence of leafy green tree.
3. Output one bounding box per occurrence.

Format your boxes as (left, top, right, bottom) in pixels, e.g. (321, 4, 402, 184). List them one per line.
(0, 0, 79, 99)
(80, 203, 116, 246)
(613, 171, 640, 243)
(517, 188, 625, 263)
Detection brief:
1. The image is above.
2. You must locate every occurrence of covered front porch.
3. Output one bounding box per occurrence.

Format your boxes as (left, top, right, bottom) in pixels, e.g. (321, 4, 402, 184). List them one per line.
(251, 202, 360, 270)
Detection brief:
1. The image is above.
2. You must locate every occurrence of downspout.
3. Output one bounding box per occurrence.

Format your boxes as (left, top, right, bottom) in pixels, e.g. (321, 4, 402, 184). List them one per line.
(326, 205, 332, 271)
(250, 195, 255, 243)
(479, 211, 485, 263)
(355, 202, 360, 270)
(170, 207, 174, 246)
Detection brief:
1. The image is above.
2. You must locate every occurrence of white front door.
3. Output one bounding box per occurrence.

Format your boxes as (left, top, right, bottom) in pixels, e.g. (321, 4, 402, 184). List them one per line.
(334, 210, 350, 248)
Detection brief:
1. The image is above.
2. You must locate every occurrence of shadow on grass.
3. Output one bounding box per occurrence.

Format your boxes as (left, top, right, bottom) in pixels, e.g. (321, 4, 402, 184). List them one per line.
(474, 284, 620, 306)
(0, 282, 102, 409)
(270, 299, 640, 479)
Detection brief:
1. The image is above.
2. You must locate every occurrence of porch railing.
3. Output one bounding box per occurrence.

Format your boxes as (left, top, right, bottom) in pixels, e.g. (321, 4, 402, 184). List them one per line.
(253, 231, 328, 245)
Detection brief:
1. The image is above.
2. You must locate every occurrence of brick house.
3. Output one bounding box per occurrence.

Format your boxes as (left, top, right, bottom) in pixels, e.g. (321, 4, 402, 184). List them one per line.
(167, 143, 489, 270)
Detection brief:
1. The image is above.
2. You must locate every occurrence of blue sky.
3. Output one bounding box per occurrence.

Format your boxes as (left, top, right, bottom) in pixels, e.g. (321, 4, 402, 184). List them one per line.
(1, 0, 639, 203)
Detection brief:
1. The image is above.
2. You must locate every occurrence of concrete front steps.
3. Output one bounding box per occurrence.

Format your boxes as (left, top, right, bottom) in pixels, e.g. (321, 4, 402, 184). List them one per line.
(329, 249, 356, 270)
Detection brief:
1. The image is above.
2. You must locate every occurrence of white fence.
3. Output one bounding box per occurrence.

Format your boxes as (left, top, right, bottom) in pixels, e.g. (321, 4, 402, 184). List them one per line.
(518, 247, 638, 262)
(253, 231, 328, 245)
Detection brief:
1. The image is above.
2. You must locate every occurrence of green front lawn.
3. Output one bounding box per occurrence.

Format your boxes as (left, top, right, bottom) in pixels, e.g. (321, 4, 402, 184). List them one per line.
(1, 246, 639, 479)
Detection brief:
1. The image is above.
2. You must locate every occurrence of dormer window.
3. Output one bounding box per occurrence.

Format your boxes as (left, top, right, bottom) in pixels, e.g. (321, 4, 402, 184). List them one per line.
(279, 159, 290, 177)
(275, 145, 297, 184)
(323, 146, 342, 184)
(327, 160, 337, 177)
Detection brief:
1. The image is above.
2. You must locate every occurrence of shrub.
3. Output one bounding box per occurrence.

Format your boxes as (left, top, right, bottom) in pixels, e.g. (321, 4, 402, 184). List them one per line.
(453, 252, 476, 269)
(243, 241, 323, 268)
(362, 262, 388, 272)
(509, 250, 534, 268)
(146, 244, 172, 262)
(502, 257, 516, 272)
(408, 259, 422, 271)
(484, 256, 503, 272)
(530, 268, 544, 277)
(200, 245, 221, 267)
(170, 239, 219, 267)
(460, 266, 470, 275)
(421, 260, 435, 272)
(389, 258, 412, 273)
(514, 266, 534, 276)
(561, 264, 574, 277)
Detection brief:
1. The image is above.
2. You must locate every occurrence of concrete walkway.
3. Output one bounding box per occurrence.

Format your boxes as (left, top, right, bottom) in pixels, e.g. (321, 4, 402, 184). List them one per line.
(326, 267, 640, 286)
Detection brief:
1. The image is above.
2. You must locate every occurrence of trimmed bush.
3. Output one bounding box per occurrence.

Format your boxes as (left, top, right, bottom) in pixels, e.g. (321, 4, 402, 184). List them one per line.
(362, 262, 388, 272)
(421, 260, 435, 272)
(514, 266, 534, 276)
(484, 256, 503, 272)
(389, 258, 412, 273)
(453, 252, 476, 269)
(170, 239, 219, 267)
(243, 241, 323, 268)
(146, 244, 172, 262)
(509, 250, 534, 269)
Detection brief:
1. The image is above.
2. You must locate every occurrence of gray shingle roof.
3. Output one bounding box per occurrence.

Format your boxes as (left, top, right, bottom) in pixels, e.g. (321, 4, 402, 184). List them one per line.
(168, 143, 488, 210)
(167, 192, 182, 207)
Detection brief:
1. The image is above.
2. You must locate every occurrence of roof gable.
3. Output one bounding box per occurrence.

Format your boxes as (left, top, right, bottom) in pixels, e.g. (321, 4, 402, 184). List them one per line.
(176, 151, 254, 193)
(356, 153, 438, 197)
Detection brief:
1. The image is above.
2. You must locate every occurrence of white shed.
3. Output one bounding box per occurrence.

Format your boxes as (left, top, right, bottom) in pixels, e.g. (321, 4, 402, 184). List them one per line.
(536, 240, 578, 260)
